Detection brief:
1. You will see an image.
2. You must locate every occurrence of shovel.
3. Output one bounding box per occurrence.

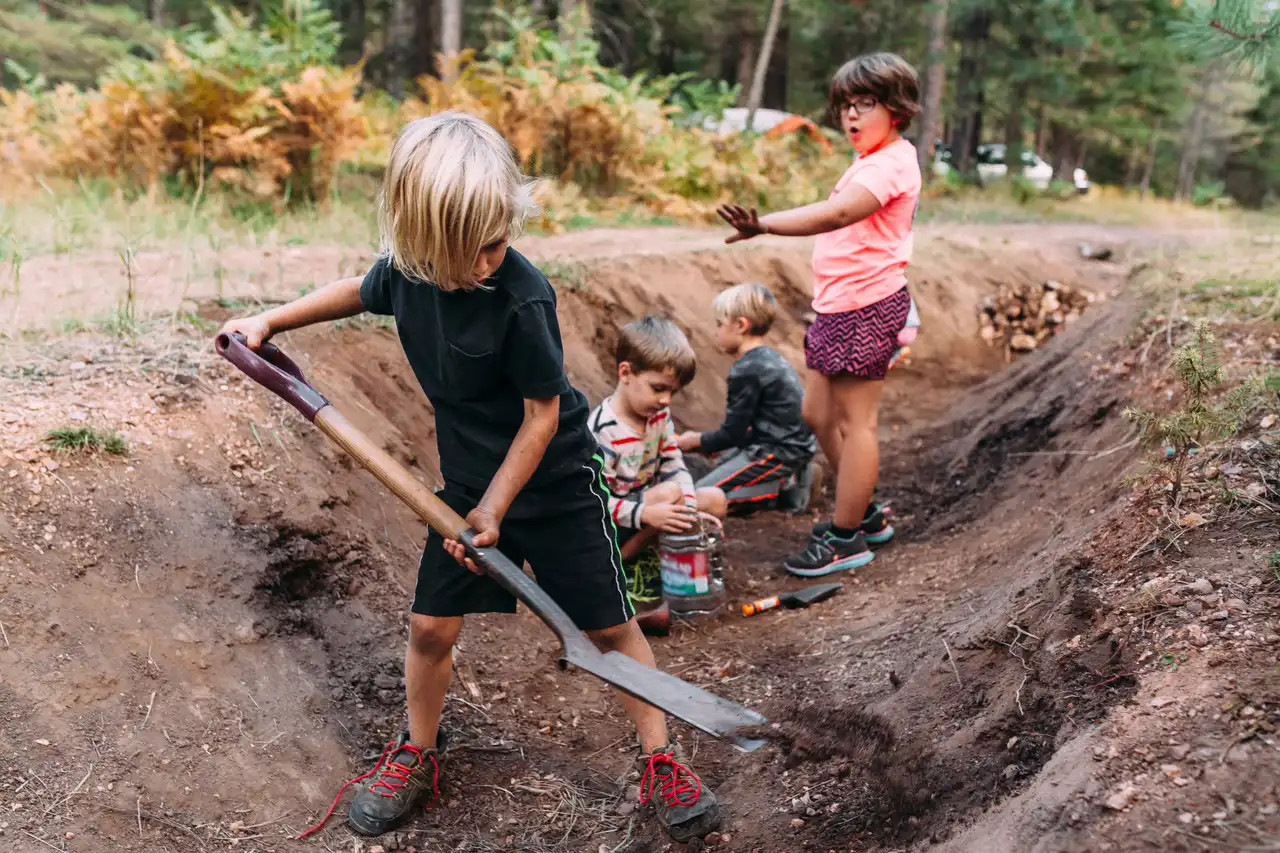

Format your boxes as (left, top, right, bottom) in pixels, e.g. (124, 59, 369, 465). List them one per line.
(741, 582, 842, 617)
(215, 333, 767, 750)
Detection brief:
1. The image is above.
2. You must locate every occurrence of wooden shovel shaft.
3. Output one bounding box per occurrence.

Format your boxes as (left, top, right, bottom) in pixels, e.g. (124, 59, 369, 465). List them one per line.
(314, 408, 467, 540)
(312, 407, 589, 652)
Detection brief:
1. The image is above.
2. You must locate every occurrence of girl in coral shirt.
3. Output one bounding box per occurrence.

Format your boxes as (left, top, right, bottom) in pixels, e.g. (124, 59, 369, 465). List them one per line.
(718, 52, 921, 577)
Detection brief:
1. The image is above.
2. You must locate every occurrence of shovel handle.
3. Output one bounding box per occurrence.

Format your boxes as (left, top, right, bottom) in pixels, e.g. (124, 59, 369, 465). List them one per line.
(215, 333, 330, 422)
(214, 333, 588, 651)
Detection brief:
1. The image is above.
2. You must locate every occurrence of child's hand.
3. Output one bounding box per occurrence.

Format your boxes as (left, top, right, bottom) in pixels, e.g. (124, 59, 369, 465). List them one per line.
(218, 315, 273, 350)
(444, 506, 502, 575)
(717, 204, 767, 243)
(642, 502, 698, 534)
(676, 430, 701, 452)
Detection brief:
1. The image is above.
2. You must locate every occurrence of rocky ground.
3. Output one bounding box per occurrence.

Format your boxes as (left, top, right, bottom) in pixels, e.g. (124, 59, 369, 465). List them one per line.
(0, 223, 1275, 853)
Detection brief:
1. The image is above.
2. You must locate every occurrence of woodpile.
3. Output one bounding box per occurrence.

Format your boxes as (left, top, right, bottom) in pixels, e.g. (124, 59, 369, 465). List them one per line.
(979, 280, 1100, 354)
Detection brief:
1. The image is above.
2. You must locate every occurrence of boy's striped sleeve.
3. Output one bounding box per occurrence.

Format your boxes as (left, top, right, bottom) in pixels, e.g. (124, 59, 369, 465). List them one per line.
(590, 404, 645, 528)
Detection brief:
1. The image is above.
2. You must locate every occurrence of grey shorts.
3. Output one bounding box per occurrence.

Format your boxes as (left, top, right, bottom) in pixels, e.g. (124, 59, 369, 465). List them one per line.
(696, 448, 812, 513)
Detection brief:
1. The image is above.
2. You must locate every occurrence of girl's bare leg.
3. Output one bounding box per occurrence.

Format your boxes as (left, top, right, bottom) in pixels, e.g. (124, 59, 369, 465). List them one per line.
(829, 376, 885, 530)
(803, 370, 841, 471)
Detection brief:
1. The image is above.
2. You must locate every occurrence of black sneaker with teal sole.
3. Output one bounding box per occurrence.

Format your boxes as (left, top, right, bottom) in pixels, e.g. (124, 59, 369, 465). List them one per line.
(784, 530, 875, 577)
(811, 503, 895, 547)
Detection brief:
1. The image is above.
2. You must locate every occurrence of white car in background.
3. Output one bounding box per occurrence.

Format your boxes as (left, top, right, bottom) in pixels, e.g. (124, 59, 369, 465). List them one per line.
(975, 143, 1054, 189)
(934, 142, 1090, 194)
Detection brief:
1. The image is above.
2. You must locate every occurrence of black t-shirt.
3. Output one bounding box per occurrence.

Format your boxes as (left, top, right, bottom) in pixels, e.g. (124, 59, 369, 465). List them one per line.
(359, 249, 596, 505)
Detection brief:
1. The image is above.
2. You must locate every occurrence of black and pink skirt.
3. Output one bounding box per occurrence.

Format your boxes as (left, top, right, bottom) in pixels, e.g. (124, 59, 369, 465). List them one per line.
(804, 287, 911, 380)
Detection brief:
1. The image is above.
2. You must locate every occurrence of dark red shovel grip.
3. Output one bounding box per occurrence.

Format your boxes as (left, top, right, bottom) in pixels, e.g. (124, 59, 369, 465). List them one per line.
(215, 333, 330, 421)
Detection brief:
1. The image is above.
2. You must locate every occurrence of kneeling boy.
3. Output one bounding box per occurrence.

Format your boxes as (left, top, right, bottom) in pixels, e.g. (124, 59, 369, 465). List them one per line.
(677, 282, 817, 513)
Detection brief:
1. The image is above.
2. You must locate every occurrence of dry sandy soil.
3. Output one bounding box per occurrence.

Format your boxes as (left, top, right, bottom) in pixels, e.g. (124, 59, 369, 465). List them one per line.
(0, 223, 1276, 853)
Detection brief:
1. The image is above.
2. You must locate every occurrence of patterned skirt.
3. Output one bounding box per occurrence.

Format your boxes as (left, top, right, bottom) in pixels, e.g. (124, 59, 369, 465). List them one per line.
(804, 287, 912, 379)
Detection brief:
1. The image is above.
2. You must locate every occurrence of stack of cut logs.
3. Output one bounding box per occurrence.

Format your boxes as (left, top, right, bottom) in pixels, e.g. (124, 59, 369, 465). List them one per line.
(979, 280, 1099, 354)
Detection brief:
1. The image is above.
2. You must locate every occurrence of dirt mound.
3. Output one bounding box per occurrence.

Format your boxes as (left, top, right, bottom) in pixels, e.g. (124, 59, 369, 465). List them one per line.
(743, 705, 898, 767)
(2, 223, 1250, 853)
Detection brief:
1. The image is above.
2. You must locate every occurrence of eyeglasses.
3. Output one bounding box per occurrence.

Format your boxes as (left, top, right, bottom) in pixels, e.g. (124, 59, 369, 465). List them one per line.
(845, 96, 879, 116)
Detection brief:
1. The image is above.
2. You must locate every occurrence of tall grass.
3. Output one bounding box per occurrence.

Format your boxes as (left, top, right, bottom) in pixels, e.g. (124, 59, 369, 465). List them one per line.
(0, 173, 382, 256)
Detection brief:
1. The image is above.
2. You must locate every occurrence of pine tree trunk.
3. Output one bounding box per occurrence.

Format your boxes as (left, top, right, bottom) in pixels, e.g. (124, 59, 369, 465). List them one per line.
(385, 0, 416, 97)
(916, 0, 949, 179)
(735, 37, 757, 105)
(148, 0, 166, 26)
(337, 0, 367, 65)
(745, 0, 786, 131)
(1005, 79, 1028, 179)
(1034, 105, 1048, 158)
(1139, 120, 1161, 199)
(1176, 72, 1213, 202)
(948, 8, 989, 177)
(1123, 146, 1142, 187)
(763, 10, 790, 110)
(441, 0, 463, 67)
(1049, 124, 1077, 182)
(412, 0, 441, 80)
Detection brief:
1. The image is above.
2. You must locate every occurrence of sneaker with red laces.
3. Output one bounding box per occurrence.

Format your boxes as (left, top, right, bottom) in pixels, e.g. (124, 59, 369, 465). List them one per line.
(346, 733, 442, 837)
(636, 745, 721, 842)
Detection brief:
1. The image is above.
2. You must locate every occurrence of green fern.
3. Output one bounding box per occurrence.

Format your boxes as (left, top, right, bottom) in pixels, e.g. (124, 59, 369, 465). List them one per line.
(262, 0, 342, 68)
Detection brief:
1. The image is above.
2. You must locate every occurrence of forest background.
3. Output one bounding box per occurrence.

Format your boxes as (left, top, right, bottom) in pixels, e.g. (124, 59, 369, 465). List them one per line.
(2, 0, 1278, 256)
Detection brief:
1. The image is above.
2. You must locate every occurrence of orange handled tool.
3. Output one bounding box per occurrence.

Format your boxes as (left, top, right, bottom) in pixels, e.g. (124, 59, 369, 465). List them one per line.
(742, 595, 782, 617)
(741, 582, 842, 617)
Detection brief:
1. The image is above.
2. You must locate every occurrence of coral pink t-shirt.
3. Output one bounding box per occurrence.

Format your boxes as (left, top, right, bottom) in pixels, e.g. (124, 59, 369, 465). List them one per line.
(811, 138, 921, 314)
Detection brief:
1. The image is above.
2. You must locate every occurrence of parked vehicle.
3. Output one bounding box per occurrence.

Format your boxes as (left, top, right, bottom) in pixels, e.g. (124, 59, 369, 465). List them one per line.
(1072, 167, 1091, 194)
(931, 142, 1091, 195)
(975, 144, 1053, 189)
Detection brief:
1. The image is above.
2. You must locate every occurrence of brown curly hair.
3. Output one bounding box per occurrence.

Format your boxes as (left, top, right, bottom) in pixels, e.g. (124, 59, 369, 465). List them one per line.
(827, 52, 921, 131)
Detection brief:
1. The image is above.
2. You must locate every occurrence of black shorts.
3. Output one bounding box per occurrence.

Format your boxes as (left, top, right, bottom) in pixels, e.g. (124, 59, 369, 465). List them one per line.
(413, 454, 635, 632)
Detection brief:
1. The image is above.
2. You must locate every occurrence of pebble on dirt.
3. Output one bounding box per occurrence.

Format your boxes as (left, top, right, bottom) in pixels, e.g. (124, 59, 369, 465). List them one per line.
(1187, 578, 1214, 596)
(1104, 783, 1137, 811)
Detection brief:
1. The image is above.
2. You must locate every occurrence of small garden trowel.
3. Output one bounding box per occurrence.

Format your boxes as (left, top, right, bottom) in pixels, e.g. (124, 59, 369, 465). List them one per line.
(741, 582, 843, 617)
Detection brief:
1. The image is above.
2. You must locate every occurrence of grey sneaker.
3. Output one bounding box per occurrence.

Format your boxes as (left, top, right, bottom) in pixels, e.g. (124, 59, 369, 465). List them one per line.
(636, 744, 721, 842)
(346, 733, 442, 836)
(811, 502, 895, 546)
(785, 530, 875, 577)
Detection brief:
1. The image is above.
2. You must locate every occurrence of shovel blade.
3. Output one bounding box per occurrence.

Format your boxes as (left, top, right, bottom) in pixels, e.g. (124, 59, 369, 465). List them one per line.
(563, 646, 768, 751)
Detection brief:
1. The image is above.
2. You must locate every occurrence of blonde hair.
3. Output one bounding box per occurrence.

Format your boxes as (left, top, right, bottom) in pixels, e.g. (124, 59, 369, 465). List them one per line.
(713, 282, 777, 335)
(378, 111, 538, 291)
(616, 316, 697, 387)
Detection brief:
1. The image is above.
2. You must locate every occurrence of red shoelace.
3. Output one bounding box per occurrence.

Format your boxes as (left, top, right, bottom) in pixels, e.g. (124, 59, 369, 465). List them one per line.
(638, 751, 702, 808)
(296, 740, 439, 840)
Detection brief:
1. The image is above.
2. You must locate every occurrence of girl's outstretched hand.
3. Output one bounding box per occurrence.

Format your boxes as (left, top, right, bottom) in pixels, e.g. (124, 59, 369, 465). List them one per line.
(717, 204, 766, 243)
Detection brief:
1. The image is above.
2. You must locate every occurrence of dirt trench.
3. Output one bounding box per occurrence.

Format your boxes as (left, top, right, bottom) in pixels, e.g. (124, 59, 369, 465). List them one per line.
(0, 224, 1207, 853)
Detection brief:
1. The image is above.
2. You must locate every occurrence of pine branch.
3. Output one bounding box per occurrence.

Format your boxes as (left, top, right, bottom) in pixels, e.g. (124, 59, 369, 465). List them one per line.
(1209, 17, 1280, 42)
(1171, 0, 1280, 74)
